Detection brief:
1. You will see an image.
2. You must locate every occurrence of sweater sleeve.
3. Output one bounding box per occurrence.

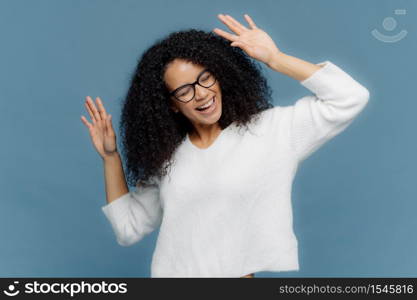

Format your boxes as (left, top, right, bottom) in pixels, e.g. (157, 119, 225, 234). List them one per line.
(288, 60, 370, 163)
(101, 176, 163, 247)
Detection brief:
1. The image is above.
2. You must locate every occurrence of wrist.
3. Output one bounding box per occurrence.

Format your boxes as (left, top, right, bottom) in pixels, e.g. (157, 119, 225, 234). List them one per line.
(102, 150, 120, 163)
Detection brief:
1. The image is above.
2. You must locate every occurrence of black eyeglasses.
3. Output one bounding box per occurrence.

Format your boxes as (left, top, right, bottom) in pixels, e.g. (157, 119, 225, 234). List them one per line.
(169, 69, 216, 103)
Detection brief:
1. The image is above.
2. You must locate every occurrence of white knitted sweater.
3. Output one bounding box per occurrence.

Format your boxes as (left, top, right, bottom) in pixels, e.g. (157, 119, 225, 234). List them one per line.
(102, 61, 370, 277)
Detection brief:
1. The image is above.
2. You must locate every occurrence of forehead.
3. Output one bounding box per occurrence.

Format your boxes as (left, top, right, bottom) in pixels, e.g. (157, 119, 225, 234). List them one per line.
(164, 59, 205, 90)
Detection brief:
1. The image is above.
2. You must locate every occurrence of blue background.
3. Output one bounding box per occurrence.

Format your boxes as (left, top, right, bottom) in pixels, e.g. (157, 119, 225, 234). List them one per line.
(1, 0, 416, 277)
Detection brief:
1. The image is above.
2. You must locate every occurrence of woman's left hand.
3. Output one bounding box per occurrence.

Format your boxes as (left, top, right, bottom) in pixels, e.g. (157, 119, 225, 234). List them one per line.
(213, 14, 283, 67)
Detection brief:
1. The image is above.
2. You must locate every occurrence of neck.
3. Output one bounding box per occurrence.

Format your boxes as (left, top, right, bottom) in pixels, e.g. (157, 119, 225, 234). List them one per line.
(189, 123, 222, 146)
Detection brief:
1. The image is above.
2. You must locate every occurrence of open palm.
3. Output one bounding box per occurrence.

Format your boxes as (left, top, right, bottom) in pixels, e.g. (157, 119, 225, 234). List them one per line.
(213, 14, 282, 66)
(80, 96, 117, 160)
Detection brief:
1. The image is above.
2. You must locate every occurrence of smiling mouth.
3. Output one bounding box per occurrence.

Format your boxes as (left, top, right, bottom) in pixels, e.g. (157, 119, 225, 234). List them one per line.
(195, 97, 216, 112)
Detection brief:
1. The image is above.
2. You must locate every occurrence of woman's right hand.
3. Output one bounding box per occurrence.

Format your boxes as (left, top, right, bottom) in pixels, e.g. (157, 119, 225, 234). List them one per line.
(81, 96, 118, 160)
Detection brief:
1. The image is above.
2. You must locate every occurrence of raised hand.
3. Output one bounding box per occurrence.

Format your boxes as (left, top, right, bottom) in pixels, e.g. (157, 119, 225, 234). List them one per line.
(213, 14, 282, 67)
(81, 96, 117, 160)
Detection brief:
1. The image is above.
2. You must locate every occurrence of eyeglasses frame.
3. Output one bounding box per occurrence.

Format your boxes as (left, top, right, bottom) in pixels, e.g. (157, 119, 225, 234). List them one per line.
(169, 69, 217, 103)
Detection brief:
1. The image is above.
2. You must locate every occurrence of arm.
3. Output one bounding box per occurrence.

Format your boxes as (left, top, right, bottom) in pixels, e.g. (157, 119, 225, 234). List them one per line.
(102, 154, 163, 246)
(81, 96, 162, 247)
(213, 14, 370, 162)
(267, 52, 323, 82)
(103, 152, 129, 204)
(282, 60, 370, 162)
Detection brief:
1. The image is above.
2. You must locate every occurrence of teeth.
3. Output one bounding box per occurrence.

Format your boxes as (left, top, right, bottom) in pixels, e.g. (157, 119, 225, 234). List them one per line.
(197, 98, 214, 109)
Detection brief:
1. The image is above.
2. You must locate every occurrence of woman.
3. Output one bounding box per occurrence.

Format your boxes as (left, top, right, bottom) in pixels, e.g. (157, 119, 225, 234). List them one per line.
(81, 14, 369, 278)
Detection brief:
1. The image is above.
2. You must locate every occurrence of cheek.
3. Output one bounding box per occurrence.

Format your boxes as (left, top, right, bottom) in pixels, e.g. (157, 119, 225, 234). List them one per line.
(215, 85, 222, 99)
(182, 104, 196, 115)
(171, 98, 183, 111)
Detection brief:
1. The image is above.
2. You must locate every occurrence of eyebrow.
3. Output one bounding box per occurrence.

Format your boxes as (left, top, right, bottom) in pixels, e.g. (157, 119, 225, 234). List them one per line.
(171, 69, 208, 93)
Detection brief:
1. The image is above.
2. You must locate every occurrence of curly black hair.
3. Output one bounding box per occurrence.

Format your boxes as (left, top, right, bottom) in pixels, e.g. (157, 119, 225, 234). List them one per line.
(119, 28, 274, 187)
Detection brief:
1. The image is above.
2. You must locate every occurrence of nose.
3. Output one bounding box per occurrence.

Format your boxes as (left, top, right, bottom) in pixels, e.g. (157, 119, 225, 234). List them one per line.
(194, 84, 210, 101)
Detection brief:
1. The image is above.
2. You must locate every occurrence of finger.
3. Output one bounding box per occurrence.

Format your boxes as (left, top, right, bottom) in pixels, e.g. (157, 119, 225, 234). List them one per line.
(105, 114, 114, 135)
(96, 97, 108, 120)
(224, 14, 248, 32)
(213, 28, 238, 42)
(231, 40, 251, 52)
(85, 101, 97, 124)
(218, 14, 245, 35)
(244, 14, 258, 29)
(85, 96, 97, 122)
(86, 96, 102, 122)
(81, 116, 95, 137)
(80, 115, 93, 129)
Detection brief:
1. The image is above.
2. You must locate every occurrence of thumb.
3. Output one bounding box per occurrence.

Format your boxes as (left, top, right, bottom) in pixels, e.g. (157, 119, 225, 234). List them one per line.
(230, 41, 242, 47)
(106, 114, 114, 134)
(231, 41, 250, 52)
